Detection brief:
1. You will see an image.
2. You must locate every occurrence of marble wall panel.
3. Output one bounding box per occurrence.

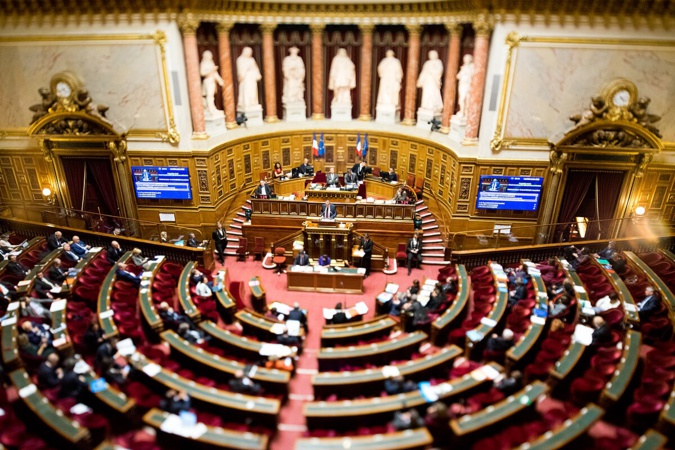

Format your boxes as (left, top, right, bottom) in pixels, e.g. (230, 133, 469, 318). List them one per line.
(504, 43, 675, 141)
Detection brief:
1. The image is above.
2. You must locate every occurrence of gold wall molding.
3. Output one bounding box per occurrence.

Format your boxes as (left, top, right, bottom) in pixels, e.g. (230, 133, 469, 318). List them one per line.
(490, 33, 675, 153)
(0, 32, 179, 145)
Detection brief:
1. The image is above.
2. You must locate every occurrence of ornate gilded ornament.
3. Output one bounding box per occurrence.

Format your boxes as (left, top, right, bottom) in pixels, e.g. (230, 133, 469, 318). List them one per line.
(549, 150, 568, 174)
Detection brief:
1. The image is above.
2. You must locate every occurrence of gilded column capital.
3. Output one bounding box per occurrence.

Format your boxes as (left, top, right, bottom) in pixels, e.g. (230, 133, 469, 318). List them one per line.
(445, 23, 463, 36)
(405, 24, 423, 35)
(309, 23, 325, 33)
(260, 23, 277, 34)
(216, 22, 234, 34)
(358, 24, 376, 34)
(472, 17, 493, 36)
(178, 14, 200, 34)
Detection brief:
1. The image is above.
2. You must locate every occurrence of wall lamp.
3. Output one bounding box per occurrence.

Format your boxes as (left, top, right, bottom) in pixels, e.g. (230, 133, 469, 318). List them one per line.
(42, 187, 56, 205)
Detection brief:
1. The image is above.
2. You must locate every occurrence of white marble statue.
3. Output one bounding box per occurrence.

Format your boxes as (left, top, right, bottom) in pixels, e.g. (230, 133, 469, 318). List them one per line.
(200, 50, 224, 116)
(377, 50, 404, 107)
(417, 50, 444, 113)
(456, 54, 474, 118)
(282, 46, 306, 105)
(328, 48, 356, 105)
(236, 46, 262, 109)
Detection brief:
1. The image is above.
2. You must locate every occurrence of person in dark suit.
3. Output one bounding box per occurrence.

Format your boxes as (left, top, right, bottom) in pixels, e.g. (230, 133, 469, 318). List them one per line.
(190, 268, 206, 285)
(494, 370, 523, 397)
(359, 233, 373, 277)
(391, 408, 424, 431)
(59, 357, 87, 399)
(294, 250, 309, 266)
(34, 272, 58, 299)
(344, 169, 357, 185)
(331, 303, 348, 324)
(228, 369, 262, 395)
(509, 278, 528, 306)
(254, 179, 273, 198)
(186, 233, 199, 248)
(609, 253, 626, 274)
(351, 161, 367, 180)
(320, 200, 337, 220)
(161, 390, 191, 415)
(591, 316, 612, 346)
(212, 222, 227, 264)
(638, 286, 661, 321)
(48, 258, 67, 284)
(288, 302, 308, 333)
(115, 263, 141, 287)
(383, 167, 398, 182)
(325, 167, 340, 187)
(59, 244, 80, 264)
(47, 231, 67, 251)
(594, 241, 616, 259)
(106, 241, 123, 264)
(406, 232, 422, 276)
(486, 329, 515, 352)
(6, 254, 28, 278)
(70, 236, 89, 257)
(37, 353, 63, 388)
(299, 158, 313, 176)
(0, 281, 17, 307)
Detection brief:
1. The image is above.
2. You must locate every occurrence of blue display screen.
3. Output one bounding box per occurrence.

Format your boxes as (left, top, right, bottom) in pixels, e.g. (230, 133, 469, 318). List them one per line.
(131, 166, 192, 200)
(475, 176, 543, 211)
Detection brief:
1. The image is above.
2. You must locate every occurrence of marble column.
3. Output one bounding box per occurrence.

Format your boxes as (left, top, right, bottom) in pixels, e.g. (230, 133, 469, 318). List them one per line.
(440, 24, 462, 134)
(216, 22, 238, 129)
(402, 24, 422, 126)
(463, 22, 491, 143)
(310, 24, 325, 120)
(179, 17, 207, 137)
(261, 23, 279, 123)
(358, 24, 375, 121)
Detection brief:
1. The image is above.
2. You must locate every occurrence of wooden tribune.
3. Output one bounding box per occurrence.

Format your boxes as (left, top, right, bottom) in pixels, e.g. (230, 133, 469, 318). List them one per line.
(287, 268, 364, 294)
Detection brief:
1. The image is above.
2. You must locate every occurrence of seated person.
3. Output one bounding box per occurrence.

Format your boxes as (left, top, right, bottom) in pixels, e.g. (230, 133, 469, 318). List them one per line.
(331, 302, 348, 324)
(106, 241, 124, 263)
(413, 213, 423, 230)
(83, 319, 106, 353)
(99, 355, 129, 386)
(320, 200, 337, 220)
(59, 357, 87, 399)
(507, 264, 531, 285)
(277, 331, 301, 347)
(563, 245, 580, 267)
(115, 263, 141, 287)
(591, 316, 612, 346)
(494, 370, 523, 397)
(6, 254, 28, 278)
(293, 250, 310, 266)
(344, 169, 357, 186)
(384, 375, 416, 396)
(157, 301, 192, 329)
(508, 277, 528, 306)
(391, 408, 424, 431)
(186, 232, 199, 248)
(575, 247, 592, 268)
(382, 167, 398, 182)
(178, 322, 206, 344)
(609, 253, 626, 273)
(298, 157, 314, 176)
(159, 231, 169, 244)
(195, 279, 213, 297)
(594, 292, 621, 313)
(0, 280, 18, 303)
(288, 302, 308, 333)
(486, 328, 515, 352)
(190, 268, 206, 285)
(425, 402, 451, 440)
(254, 179, 274, 199)
(594, 241, 616, 259)
(37, 353, 63, 388)
(229, 368, 262, 395)
(161, 390, 191, 415)
(273, 161, 286, 180)
(406, 279, 421, 300)
(19, 296, 52, 320)
(61, 243, 80, 263)
(70, 236, 90, 257)
(34, 272, 59, 299)
(384, 292, 406, 317)
(442, 275, 458, 296)
(549, 295, 571, 319)
(17, 332, 55, 358)
(130, 248, 149, 268)
(48, 258, 67, 284)
(47, 231, 68, 251)
(409, 301, 431, 327)
(637, 286, 661, 321)
(393, 187, 408, 204)
(0, 233, 19, 252)
(265, 354, 295, 372)
(325, 167, 340, 188)
(318, 254, 331, 267)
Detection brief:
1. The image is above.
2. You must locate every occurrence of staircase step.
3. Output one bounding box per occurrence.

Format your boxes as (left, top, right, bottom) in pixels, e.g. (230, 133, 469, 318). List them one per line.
(423, 238, 443, 244)
(226, 230, 243, 236)
(419, 212, 432, 218)
(233, 218, 244, 223)
(425, 231, 441, 237)
(224, 251, 238, 256)
(226, 243, 239, 249)
(421, 252, 445, 258)
(422, 260, 452, 265)
(422, 218, 435, 224)
(236, 212, 246, 217)
(422, 224, 439, 231)
(424, 246, 445, 251)
(227, 237, 239, 242)
(245, 199, 251, 204)
(415, 200, 424, 206)
(416, 206, 428, 213)
(229, 224, 242, 229)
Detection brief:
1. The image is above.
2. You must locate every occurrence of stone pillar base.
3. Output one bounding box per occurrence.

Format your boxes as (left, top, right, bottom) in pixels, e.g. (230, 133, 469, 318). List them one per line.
(283, 102, 307, 122)
(204, 111, 226, 134)
(449, 114, 467, 141)
(416, 108, 441, 131)
(330, 103, 353, 121)
(375, 104, 401, 125)
(237, 104, 264, 127)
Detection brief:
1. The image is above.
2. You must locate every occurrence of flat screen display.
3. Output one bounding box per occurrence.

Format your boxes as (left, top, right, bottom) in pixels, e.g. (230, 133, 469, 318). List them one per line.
(132, 166, 192, 200)
(475, 176, 543, 211)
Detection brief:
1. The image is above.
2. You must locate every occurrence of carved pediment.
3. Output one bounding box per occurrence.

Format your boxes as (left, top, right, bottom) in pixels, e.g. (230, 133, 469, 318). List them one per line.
(559, 120, 662, 150)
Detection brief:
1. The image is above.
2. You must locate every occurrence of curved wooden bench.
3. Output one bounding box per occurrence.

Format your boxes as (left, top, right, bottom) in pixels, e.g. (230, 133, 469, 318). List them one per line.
(599, 329, 641, 407)
(594, 257, 640, 325)
(97, 251, 132, 337)
(177, 261, 201, 323)
(138, 256, 167, 340)
(629, 429, 669, 450)
(465, 263, 508, 359)
(317, 331, 427, 372)
(627, 251, 675, 314)
(295, 428, 433, 450)
(431, 264, 469, 346)
(199, 321, 280, 362)
(60, 248, 103, 296)
(320, 315, 398, 347)
(144, 408, 268, 450)
(213, 268, 237, 323)
(519, 404, 604, 450)
(312, 345, 462, 398)
(16, 247, 63, 296)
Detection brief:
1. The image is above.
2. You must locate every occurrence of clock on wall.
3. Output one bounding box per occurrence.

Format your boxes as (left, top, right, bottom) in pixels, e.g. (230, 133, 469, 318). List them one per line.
(601, 79, 638, 121)
(49, 71, 83, 108)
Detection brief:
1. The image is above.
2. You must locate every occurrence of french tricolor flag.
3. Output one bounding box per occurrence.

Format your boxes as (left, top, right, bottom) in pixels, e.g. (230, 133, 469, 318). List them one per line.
(356, 132, 362, 157)
(312, 133, 319, 157)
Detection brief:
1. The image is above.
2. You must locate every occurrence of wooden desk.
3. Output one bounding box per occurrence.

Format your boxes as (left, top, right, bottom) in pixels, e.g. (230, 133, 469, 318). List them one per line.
(431, 265, 469, 345)
(16, 247, 63, 296)
(128, 352, 281, 427)
(600, 330, 641, 407)
(303, 220, 354, 261)
(625, 251, 675, 314)
(287, 268, 364, 294)
(630, 429, 669, 450)
(177, 261, 201, 323)
(235, 309, 305, 342)
(522, 404, 604, 450)
(312, 345, 462, 398)
(317, 331, 427, 372)
(250, 198, 415, 221)
(138, 257, 166, 340)
(364, 176, 406, 199)
(1, 303, 20, 370)
(97, 252, 132, 338)
(144, 408, 269, 450)
(272, 177, 307, 196)
(9, 369, 91, 449)
(321, 315, 398, 347)
(450, 381, 548, 438)
(213, 268, 236, 323)
(295, 428, 433, 450)
(305, 363, 501, 429)
(200, 321, 267, 361)
(249, 276, 266, 313)
(305, 188, 359, 203)
(465, 263, 507, 359)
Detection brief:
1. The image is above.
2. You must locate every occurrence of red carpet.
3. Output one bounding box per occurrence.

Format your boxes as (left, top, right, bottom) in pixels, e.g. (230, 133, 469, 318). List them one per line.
(212, 255, 442, 449)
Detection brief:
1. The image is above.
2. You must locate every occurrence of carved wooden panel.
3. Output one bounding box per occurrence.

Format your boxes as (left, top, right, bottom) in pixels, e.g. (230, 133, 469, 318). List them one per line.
(390, 150, 398, 170)
(408, 154, 417, 174)
(368, 148, 377, 166)
(228, 159, 235, 180)
(459, 177, 471, 201)
(262, 150, 270, 170)
(282, 148, 291, 167)
(197, 169, 209, 193)
(215, 165, 222, 187)
(243, 154, 252, 175)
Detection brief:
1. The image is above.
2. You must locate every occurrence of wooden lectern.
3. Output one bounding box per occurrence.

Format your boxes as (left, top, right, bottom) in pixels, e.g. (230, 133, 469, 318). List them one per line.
(302, 220, 353, 262)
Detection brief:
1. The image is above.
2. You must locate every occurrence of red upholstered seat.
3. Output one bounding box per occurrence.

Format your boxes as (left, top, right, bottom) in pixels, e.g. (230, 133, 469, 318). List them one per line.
(236, 237, 248, 261)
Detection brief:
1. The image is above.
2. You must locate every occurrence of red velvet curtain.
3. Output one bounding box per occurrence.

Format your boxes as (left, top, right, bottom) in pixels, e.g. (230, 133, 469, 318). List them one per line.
(556, 170, 595, 239)
(589, 171, 625, 239)
(230, 24, 264, 114)
(61, 157, 86, 210)
(372, 26, 408, 119)
(274, 26, 312, 120)
(197, 23, 223, 112)
(87, 158, 120, 217)
(324, 26, 362, 119)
